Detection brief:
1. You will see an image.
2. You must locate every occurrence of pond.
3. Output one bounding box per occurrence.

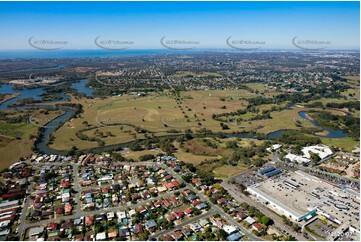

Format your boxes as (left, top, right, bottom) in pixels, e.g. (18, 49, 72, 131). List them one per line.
(70, 79, 93, 97)
(0, 84, 46, 110)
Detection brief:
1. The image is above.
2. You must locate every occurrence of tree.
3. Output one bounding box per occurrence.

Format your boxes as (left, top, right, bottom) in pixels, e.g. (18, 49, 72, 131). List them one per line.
(185, 163, 196, 172)
(182, 174, 192, 183)
(217, 229, 227, 240)
(111, 153, 125, 161)
(130, 143, 142, 151)
(226, 141, 238, 149)
(286, 235, 297, 241)
(192, 207, 201, 216)
(138, 232, 149, 240)
(67, 146, 78, 156)
(196, 169, 215, 185)
(260, 215, 271, 226)
(95, 224, 102, 233)
(254, 210, 264, 219)
(139, 154, 155, 161)
(281, 215, 293, 226)
(310, 152, 320, 162)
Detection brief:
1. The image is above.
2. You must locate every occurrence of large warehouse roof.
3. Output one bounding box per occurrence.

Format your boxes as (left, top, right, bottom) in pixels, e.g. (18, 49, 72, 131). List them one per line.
(247, 185, 304, 220)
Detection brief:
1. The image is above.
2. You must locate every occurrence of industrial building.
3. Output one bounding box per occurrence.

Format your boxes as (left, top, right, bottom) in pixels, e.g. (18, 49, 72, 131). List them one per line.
(284, 145, 333, 164)
(247, 170, 360, 230)
(258, 166, 283, 178)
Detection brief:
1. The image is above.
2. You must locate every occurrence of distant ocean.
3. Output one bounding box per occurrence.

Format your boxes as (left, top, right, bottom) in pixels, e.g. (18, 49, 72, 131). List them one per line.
(0, 49, 357, 59)
(0, 49, 200, 58)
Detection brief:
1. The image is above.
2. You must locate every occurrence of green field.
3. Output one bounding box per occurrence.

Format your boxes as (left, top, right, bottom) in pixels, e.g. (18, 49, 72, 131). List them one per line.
(0, 122, 38, 170)
(213, 164, 249, 178)
(0, 81, 359, 169)
(246, 83, 268, 92)
(50, 90, 258, 150)
(47, 88, 359, 151)
(320, 137, 359, 151)
(0, 109, 66, 170)
(341, 75, 360, 88)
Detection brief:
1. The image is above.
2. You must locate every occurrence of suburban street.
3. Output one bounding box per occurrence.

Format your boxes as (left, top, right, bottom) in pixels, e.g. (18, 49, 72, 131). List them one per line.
(18, 185, 188, 234)
(148, 210, 216, 240)
(19, 158, 333, 241)
(18, 161, 190, 237)
(18, 183, 34, 238)
(161, 164, 263, 241)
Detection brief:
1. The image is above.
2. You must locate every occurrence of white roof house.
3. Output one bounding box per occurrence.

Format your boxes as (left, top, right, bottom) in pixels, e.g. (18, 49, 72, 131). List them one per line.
(223, 225, 238, 234)
(0, 229, 10, 237)
(285, 154, 310, 164)
(96, 232, 106, 241)
(117, 211, 127, 219)
(266, 144, 282, 152)
(285, 145, 332, 164)
(29, 227, 44, 237)
(244, 216, 256, 225)
(0, 220, 11, 228)
(302, 145, 333, 160)
(107, 212, 115, 220)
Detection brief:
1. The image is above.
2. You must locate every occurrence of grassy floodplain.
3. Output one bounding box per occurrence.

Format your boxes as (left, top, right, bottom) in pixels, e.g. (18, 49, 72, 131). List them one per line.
(50, 89, 258, 150)
(48, 82, 359, 152)
(0, 109, 64, 169)
(1, 78, 359, 169)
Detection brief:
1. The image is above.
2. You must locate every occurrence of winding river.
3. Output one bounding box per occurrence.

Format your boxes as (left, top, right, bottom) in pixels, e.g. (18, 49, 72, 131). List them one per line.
(298, 111, 347, 138)
(0, 78, 93, 154)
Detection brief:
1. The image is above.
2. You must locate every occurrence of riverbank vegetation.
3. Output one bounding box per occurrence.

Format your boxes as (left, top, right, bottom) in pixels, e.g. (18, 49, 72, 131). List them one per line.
(309, 111, 359, 140)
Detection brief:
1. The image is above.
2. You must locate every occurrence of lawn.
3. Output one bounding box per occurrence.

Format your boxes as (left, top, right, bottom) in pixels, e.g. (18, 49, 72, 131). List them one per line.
(218, 137, 265, 148)
(213, 164, 249, 178)
(341, 75, 360, 87)
(232, 106, 349, 134)
(121, 149, 163, 160)
(341, 88, 360, 101)
(182, 138, 232, 157)
(0, 122, 38, 171)
(320, 137, 359, 151)
(82, 125, 144, 145)
(0, 109, 66, 170)
(173, 142, 218, 165)
(237, 106, 311, 134)
(245, 83, 269, 92)
(29, 109, 65, 127)
(306, 97, 353, 105)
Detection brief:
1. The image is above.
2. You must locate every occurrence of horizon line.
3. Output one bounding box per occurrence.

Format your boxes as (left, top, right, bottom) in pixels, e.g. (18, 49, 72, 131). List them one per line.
(0, 48, 359, 51)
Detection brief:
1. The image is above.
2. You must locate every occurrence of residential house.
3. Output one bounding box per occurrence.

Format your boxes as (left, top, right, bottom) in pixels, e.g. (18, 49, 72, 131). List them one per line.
(170, 230, 183, 240)
(145, 219, 157, 232)
(184, 208, 193, 216)
(252, 223, 264, 232)
(244, 216, 256, 225)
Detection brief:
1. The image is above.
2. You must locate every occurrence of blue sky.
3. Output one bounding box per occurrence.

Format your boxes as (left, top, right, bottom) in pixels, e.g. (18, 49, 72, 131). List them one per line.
(0, 1, 359, 50)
